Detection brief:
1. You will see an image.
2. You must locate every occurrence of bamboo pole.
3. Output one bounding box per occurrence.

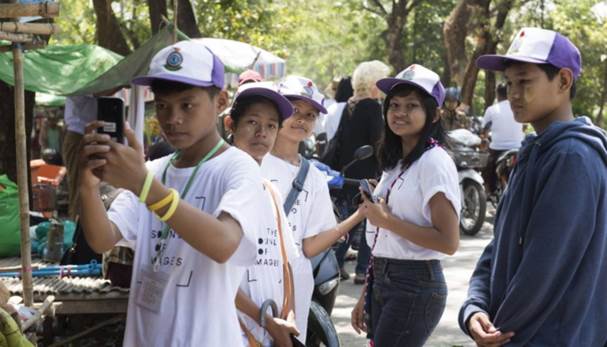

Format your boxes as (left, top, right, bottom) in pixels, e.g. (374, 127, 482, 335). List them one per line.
(13, 42, 33, 308)
(0, 2, 60, 18)
(0, 22, 59, 35)
(172, 0, 178, 43)
(0, 30, 32, 42)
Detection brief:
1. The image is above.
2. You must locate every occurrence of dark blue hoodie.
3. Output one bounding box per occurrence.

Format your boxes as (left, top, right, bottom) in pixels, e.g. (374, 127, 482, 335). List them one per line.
(459, 116, 607, 346)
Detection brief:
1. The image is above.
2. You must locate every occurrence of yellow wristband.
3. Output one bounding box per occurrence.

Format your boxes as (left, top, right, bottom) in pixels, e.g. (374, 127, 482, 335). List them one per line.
(139, 171, 154, 203)
(148, 189, 174, 212)
(159, 189, 180, 222)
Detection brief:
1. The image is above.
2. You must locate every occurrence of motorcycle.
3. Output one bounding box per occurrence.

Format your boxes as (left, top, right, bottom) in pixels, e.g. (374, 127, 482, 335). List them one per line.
(491, 148, 519, 205)
(307, 145, 374, 347)
(447, 129, 488, 236)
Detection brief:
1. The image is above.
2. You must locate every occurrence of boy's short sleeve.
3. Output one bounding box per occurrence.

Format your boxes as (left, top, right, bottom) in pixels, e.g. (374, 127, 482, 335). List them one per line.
(214, 159, 264, 266)
(107, 190, 140, 242)
(420, 150, 461, 221)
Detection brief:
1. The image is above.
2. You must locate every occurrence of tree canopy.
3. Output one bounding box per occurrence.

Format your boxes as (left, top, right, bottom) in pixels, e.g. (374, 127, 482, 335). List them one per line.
(49, 0, 607, 125)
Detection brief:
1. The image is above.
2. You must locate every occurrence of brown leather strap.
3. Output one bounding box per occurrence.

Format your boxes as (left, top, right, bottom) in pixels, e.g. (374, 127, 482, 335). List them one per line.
(263, 180, 294, 319)
(239, 318, 261, 347)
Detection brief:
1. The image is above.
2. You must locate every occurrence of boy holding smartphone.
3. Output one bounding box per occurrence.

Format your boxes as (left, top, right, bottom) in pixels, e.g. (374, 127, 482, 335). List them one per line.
(79, 41, 263, 346)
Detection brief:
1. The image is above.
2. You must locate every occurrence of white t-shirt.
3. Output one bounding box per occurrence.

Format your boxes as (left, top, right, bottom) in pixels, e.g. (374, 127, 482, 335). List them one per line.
(238, 181, 299, 347)
(324, 102, 347, 141)
(481, 100, 524, 150)
(63, 95, 97, 134)
(108, 147, 261, 347)
(260, 153, 337, 343)
(366, 147, 461, 260)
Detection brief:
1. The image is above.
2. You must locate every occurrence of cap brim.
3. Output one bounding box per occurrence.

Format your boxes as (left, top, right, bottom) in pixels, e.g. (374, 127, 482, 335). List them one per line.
(131, 73, 216, 88)
(285, 95, 327, 114)
(377, 78, 432, 98)
(236, 88, 294, 120)
(476, 54, 547, 71)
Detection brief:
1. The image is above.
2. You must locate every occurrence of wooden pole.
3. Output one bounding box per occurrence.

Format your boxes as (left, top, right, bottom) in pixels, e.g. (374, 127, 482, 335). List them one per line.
(172, 0, 178, 43)
(0, 22, 59, 35)
(0, 30, 32, 42)
(12, 42, 33, 308)
(0, 2, 60, 18)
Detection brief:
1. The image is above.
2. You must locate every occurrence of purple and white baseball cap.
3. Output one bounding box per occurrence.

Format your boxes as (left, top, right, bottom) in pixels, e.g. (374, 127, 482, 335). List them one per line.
(277, 76, 327, 114)
(233, 82, 294, 120)
(476, 27, 582, 79)
(377, 64, 446, 106)
(132, 40, 225, 88)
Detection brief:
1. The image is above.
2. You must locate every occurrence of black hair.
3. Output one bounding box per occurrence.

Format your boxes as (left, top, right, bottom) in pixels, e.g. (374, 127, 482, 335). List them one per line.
(230, 95, 283, 128)
(503, 61, 576, 99)
(150, 80, 221, 99)
(379, 84, 447, 171)
(496, 83, 508, 99)
(334, 77, 353, 103)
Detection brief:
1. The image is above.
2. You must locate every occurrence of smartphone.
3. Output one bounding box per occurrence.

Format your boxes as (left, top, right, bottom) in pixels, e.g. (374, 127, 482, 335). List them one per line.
(360, 179, 377, 203)
(97, 96, 125, 144)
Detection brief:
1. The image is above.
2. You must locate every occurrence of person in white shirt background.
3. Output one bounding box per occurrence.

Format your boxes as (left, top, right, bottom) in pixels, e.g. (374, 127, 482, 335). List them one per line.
(224, 82, 301, 347)
(79, 40, 262, 347)
(261, 75, 365, 344)
(480, 83, 525, 194)
(350, 64, 460, 347)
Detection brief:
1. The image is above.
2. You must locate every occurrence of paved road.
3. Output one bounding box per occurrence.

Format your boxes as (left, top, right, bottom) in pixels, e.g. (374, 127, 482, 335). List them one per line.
(332, 208, 495, 347)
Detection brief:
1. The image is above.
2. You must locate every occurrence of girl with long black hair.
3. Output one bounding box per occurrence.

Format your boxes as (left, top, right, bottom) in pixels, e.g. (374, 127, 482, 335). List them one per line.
(351, 64, 461, 347)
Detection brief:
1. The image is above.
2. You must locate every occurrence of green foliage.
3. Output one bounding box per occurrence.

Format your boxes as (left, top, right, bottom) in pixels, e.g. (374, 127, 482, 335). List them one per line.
(48, 0, 607, 121)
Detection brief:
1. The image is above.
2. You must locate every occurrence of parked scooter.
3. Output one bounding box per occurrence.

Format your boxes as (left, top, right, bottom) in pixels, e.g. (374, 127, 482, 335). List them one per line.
(447, 129, 488, 236)
(490, 148, 519, 204)
(307, 145, 374, 347)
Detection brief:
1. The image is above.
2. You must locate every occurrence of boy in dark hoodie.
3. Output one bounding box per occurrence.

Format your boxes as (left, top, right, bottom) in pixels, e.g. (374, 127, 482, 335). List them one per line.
(459, 27, 607, 347)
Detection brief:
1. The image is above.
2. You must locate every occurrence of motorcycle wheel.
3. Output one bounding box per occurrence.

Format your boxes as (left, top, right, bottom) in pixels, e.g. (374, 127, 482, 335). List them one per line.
(460, 179, 487, 236)
(306, 301, 340, 347)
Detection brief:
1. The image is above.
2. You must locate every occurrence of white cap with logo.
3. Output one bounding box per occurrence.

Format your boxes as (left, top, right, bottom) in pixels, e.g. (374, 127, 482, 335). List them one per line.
(132, 40, 225, 88)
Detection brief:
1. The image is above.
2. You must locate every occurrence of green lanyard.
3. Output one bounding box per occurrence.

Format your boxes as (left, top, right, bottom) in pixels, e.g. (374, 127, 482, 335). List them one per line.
(152, 138, 225, 270)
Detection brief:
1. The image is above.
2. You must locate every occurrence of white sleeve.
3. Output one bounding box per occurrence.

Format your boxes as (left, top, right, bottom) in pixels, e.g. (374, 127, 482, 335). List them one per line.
(481, 106, 493, 128)
(214, 161, 263, 266)
(107, 190, 140, 242)
(302, 170, 337, 240)
(419, 152, 461, 222)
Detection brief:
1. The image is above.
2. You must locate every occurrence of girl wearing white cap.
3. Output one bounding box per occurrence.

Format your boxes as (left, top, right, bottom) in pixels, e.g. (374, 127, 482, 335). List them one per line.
(350, 64, 460, 346)
(224, 82, 302, 347)
(261, 75, 365, 344)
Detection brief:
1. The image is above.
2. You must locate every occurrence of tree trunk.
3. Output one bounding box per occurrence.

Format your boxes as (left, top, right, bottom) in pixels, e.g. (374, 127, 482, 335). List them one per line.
(596, 58, 607, 127)
(147, 0, 167, 34)
(92, 0, 131, 56)
(461, 0, 515, 110)
(443, 0, 477, 86)
(484, 70, 496, 109)
(0, 81, 34, 188)
(177, 0, 200, 38)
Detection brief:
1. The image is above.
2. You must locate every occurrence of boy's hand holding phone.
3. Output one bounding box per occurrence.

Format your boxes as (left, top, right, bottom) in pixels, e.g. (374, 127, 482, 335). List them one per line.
(80, 120, 146, 195)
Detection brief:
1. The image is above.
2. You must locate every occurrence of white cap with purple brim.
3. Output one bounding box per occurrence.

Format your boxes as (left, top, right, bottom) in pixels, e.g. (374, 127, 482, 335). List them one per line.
(476, 27, 582, 79)
(233, 82, 294, 120)
(132, 40, 225, 88)
(277, 76, 328, 114)
(376, 64, 446, 106)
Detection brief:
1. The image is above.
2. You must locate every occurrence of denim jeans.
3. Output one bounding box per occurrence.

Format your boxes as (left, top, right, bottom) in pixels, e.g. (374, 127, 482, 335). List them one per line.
(368, 257, 447, 347)
(334, 196, 370, 274)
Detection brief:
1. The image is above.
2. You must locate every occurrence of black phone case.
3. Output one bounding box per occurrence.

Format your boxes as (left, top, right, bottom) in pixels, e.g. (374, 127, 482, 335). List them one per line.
(97, 97, 125, 143)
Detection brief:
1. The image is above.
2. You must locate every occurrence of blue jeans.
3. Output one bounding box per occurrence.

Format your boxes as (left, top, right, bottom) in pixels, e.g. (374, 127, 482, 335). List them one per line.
(369, 257, 447, 347)
(334, 197, 370, 274)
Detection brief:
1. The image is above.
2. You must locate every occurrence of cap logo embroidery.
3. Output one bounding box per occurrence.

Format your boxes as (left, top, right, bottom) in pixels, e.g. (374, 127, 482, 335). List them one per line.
(508, 31, 525, 54)
(402, 69, 415, 80)
(165, 48, 184, 71)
